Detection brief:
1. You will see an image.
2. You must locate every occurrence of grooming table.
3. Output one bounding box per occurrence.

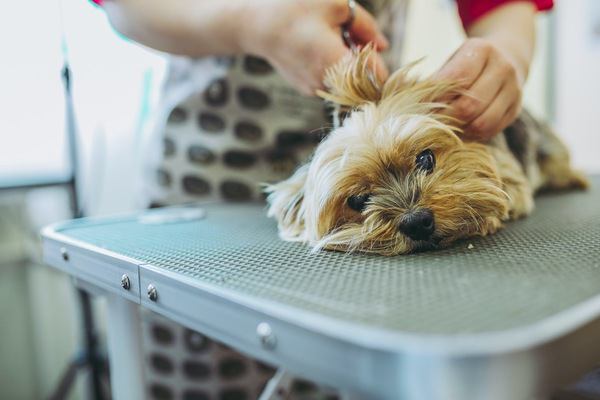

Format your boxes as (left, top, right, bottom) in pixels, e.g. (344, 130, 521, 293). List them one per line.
(42, 177, 600, 400)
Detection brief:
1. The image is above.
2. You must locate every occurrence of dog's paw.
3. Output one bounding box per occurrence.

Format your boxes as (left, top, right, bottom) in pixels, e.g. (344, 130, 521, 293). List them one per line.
(508, 192, 534, 220)
(481, 216, 504, 236)
(505, 182, 534, 220)
(563, 170, 590, 190)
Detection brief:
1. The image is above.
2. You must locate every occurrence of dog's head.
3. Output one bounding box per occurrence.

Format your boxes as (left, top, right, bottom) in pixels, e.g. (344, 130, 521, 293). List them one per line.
(266, 47, 509, 254)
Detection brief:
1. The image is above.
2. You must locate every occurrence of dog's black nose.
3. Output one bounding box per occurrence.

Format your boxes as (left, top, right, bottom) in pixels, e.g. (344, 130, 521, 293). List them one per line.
(399, 209, 435, 241)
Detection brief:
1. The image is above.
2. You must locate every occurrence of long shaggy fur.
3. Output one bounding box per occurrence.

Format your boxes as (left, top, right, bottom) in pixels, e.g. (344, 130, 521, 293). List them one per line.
(266, 46, 587, 255)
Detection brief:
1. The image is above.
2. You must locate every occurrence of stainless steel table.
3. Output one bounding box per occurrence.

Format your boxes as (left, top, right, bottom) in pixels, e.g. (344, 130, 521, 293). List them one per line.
(42, 177, 600, 400)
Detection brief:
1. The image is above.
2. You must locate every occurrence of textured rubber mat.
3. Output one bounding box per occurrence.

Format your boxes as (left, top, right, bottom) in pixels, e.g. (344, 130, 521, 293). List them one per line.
(55, 177, 600, 335)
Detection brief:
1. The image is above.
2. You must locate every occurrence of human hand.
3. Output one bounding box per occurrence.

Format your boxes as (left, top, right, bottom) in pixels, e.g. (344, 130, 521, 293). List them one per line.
(434, 38, 526, 141)
(241, 0, 389, 95)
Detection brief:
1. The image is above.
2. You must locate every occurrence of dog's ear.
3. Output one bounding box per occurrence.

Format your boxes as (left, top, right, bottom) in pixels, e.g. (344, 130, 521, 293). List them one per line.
(376, 61, 464, 128)
(380, 59, 462, 105)
(317, 44, 383, 108)
(318, 46, 459, 119)
(264, 164, 309, 241)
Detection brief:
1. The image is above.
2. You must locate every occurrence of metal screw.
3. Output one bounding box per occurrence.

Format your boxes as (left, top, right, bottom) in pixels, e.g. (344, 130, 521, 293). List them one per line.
(256, 322, 276, 349)
(120, 274, 131, 290)
(60, 247, 69, 261)
(147, 284, 158, 301)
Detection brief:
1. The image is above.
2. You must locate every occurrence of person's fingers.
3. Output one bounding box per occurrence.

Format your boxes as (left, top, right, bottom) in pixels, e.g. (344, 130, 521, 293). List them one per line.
(326, 37, 388, 84)
(348, 4, 389, 49)
(321, 33, 352, 67)
(448, 62, 506, 124)
(370, 53, 389, 82)
(306, 34, 387, 95)
(308, 33, 352, 93)
(498, 101, 522, 132)
(270, 57, 314, 96)
(434, 39, 491, 89)
(463, 82, 519, 140)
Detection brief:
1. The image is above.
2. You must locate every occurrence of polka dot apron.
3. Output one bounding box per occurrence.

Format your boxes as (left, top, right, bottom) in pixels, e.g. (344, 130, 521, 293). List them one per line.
(140, 1, 408, 399)
(144, 0, 408, 207)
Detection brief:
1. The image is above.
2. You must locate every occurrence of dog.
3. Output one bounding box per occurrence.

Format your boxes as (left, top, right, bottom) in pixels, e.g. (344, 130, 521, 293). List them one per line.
(265, 47, 588, 255)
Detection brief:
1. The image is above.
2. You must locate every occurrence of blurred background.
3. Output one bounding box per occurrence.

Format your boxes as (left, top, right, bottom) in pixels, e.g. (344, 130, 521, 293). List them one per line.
(1, 0, 599, 398)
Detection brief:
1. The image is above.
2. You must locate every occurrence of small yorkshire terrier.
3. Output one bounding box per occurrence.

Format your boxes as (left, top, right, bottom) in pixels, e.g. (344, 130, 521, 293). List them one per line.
(266, 47, 588, 255)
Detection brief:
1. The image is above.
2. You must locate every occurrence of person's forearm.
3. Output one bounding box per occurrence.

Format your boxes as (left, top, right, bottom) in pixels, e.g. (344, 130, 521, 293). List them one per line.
(466, 1, 536, 83)
(104, 0, 248, 56)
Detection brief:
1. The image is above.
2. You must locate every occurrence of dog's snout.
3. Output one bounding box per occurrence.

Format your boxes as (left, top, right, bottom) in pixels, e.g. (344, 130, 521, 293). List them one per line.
(399, 209, 435, 241)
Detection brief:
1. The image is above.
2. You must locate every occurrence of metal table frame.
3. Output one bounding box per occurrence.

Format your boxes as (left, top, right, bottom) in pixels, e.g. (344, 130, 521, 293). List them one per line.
(41, 207, 600, 400)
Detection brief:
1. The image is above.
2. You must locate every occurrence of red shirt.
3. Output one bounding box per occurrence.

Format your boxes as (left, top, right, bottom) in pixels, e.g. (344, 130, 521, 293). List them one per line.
(457, 0, 553, 28)
(90, 0, 553, 29)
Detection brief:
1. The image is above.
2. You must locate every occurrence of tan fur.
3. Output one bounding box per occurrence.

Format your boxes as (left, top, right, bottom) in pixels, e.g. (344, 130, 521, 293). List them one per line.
(266, 47, 588, 255)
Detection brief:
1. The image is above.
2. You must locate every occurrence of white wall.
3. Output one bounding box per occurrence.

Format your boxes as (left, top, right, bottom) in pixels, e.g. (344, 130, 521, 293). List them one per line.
(51, 0, 166, 217)
(1, 2, 164, 398)
(554, 0, 600, 173)
(0, 0, 69, 186)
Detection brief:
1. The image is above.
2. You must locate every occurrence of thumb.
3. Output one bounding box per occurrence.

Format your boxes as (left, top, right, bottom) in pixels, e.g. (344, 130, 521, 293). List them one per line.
(348, 4, 389, 50)
(321, 34, 353, 79)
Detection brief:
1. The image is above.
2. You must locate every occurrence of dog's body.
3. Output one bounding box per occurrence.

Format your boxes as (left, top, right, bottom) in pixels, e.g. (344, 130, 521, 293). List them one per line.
(486, 109, 587, 216)
(266, 48, 588, 255)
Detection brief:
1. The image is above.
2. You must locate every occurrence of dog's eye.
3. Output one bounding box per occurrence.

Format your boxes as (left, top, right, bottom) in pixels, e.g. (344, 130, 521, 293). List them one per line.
(415, 149, 435, 173)
(347, 193, 370, 212)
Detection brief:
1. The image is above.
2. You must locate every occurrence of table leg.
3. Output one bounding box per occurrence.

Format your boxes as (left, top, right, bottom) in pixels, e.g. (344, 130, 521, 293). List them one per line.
(105, 295, 145, 400)
(258, 369, 294, 400)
